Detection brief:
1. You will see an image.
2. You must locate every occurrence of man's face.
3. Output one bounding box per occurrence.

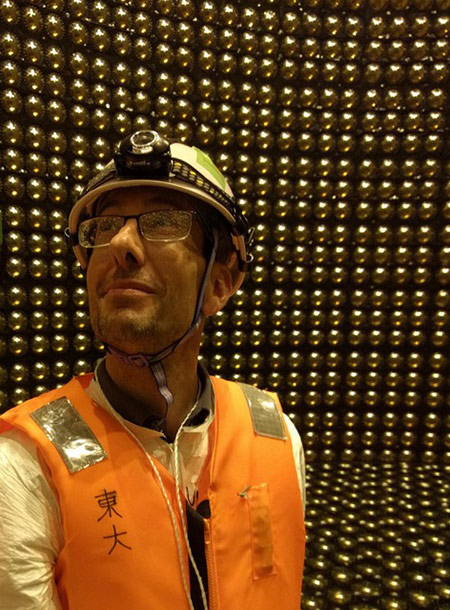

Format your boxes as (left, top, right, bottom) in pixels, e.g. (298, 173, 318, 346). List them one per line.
(86, 186, 208, 355)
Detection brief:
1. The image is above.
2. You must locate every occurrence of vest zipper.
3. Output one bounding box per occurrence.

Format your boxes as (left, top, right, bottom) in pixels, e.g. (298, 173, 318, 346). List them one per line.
(204, 519, 218, 610)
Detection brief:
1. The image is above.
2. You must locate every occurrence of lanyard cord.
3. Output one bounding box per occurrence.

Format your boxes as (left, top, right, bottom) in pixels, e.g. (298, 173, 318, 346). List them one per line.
(174, 403, 209, 610)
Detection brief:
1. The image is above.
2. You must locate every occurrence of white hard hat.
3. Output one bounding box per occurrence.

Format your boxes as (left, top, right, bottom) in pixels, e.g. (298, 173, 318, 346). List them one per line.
(67, 130, 253, 291)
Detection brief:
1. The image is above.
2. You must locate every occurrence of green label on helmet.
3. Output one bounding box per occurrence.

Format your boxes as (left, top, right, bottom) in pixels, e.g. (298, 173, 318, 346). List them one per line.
(193, 147, 226, 190)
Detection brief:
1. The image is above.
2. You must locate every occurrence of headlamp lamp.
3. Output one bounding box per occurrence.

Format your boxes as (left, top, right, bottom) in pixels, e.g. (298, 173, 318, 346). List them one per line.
(114, 130, 171, 177)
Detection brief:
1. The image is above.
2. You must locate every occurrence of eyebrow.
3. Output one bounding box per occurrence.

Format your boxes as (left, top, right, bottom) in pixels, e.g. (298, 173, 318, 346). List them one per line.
(94, 194, 116, 216)
(95, 193, 195, 216)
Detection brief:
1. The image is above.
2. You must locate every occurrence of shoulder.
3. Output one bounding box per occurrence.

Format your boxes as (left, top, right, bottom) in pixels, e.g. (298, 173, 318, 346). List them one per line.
(0, 428, 47, 493)
(0, 427, 62, 524)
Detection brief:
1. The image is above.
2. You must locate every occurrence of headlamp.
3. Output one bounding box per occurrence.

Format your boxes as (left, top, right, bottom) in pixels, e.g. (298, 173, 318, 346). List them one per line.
(114, 130, 171, 176)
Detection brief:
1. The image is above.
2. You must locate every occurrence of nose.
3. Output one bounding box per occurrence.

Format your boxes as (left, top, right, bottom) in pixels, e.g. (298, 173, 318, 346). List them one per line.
(108, 218, 146, 268)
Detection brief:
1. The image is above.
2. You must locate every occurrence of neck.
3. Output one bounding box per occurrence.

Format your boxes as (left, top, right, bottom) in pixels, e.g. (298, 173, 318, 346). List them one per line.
(103, 342, 200, 440)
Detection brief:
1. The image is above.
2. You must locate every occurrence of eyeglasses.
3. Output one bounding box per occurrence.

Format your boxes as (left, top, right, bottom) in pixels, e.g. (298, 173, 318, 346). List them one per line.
(78, 210, 195, 248)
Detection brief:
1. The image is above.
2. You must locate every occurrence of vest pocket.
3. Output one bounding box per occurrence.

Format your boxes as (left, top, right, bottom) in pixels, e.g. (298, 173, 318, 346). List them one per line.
(246, 482, 276, 579)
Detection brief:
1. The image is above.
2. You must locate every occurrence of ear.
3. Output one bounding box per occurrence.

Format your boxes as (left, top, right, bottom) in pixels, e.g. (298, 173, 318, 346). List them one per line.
(202, 261, 234, 317)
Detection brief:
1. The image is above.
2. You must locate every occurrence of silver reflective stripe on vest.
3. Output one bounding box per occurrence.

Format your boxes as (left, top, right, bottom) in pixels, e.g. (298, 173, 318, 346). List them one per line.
(238, 383, 286, 440)
(30, 397, 107, 473)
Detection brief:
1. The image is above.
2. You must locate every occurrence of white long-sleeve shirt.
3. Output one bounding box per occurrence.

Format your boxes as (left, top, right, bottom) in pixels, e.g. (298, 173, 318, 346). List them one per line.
(0, 372, 305, 610)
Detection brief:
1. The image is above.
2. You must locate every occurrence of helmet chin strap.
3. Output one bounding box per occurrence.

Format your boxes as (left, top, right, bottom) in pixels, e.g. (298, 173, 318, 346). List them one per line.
(105, 228, 219, 433)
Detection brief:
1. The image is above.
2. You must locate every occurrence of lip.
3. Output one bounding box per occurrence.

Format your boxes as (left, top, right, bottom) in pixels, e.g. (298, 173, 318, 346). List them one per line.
(103, 280, 156, 296)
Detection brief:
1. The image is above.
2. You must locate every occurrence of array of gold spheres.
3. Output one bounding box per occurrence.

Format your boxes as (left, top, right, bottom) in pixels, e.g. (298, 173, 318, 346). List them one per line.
(1, 1, 450, 607)
(302, 462, 450, 608)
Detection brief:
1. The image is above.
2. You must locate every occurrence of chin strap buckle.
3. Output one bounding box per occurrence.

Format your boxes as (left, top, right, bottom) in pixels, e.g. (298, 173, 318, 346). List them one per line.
(128, 354, 150, 367)
(106, 345, 148, 367)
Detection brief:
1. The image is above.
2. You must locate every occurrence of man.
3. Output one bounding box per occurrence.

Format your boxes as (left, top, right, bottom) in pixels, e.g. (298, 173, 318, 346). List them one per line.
(0, 130, 306, 610)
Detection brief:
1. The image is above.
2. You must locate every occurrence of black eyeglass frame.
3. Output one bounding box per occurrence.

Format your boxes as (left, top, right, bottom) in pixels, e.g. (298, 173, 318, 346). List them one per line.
(77, 209, 198, 248)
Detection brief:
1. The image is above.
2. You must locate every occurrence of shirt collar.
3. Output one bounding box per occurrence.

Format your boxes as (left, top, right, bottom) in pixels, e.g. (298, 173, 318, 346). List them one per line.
(94, 358, 213, 431)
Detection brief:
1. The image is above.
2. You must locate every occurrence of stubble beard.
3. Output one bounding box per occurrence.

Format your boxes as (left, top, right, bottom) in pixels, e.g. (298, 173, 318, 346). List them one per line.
(91, 300, 189, 356)
(93, 305, 163, 354)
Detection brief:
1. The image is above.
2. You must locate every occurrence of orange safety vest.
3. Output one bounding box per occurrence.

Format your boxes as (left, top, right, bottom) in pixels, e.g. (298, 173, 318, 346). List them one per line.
(0, 374, 305, 609)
